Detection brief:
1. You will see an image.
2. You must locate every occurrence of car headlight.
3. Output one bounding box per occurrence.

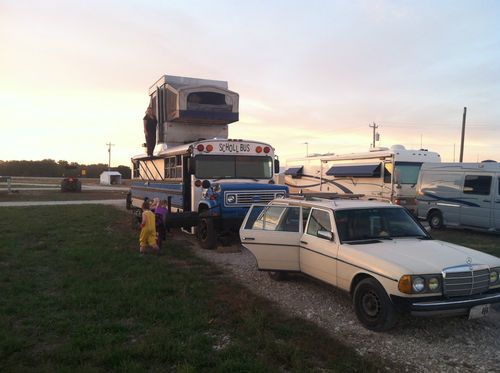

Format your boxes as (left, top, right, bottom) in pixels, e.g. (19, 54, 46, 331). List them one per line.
(226, 194, 236, 204)
(428, 277, 440, 291)
(412, 277, 425, 293)
(490, 270, 499, 284)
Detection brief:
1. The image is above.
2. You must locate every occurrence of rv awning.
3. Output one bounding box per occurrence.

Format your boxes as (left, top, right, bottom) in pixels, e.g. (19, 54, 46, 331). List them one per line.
(285, 166, 304, 176)
(326, 163, 381, 177)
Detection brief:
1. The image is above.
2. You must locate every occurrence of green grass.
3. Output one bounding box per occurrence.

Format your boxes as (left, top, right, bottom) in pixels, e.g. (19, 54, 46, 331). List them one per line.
(431, 229, 500, 257)
(0, 205, 390, 372)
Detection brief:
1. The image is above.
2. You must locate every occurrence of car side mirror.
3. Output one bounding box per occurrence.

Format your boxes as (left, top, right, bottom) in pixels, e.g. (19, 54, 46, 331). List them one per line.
(317, 230, 334, 241)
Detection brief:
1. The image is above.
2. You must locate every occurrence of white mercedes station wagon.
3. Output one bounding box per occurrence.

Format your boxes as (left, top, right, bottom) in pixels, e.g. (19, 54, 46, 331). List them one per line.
(239, 198, 500, 331)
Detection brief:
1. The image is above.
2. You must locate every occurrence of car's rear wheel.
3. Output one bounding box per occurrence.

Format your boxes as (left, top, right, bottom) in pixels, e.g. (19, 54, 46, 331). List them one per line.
(428, 210, 444, 230)
(353, 278, 396, 332)
(268, 271, 288, 281)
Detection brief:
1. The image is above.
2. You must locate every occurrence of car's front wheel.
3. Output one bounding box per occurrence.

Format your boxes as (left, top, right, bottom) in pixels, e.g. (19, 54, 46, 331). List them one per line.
(353, 278, 396, 332)
(268, 271, 288, 281)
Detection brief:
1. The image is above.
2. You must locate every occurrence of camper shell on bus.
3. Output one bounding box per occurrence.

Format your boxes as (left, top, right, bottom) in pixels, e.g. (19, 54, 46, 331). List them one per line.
(416, 162, 500, 232)
(129, 75, 287, 249)
(284, 145, 441, 213)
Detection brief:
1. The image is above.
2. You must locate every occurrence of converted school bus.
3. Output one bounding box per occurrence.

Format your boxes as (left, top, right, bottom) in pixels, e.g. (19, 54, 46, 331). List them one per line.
(128, 75, 287, 249)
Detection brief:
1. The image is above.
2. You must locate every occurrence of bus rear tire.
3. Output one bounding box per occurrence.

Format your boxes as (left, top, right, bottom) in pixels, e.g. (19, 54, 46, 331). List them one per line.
(198, 217, 217, 250)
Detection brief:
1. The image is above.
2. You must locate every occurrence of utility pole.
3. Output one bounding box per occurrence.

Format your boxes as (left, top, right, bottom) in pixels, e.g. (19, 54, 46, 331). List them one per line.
(303, 142, 309, 157)
(369, 122, 379, 148)
(459, 107, 467, 162)
(106, 142, 115, 171)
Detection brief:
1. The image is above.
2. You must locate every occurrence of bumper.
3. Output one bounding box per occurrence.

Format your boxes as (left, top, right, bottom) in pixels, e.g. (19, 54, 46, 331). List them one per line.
(392, 289, 500, 317)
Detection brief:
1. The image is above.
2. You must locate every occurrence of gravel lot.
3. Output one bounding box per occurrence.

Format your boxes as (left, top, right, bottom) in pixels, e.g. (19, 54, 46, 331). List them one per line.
(187, 237, 500, 372)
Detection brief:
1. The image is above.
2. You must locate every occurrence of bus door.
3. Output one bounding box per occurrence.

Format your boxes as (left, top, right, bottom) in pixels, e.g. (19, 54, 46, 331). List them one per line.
(183, 156, 192, 212)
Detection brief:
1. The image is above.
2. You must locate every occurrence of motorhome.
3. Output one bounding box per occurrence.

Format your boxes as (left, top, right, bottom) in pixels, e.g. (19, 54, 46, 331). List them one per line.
(416, 162, 500, 231)
(128, 75, 288, 249)
(284, 145, 441, 213)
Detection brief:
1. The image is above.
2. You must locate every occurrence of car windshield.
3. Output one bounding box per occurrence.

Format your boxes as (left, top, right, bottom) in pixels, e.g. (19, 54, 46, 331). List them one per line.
(334, 207, 428, 243)
(195, 155, 273, 179)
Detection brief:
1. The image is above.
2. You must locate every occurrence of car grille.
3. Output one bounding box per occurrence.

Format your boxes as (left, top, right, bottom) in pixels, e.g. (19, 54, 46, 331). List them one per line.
(224, 191, 283, 207)
(442, 265, 490, 297)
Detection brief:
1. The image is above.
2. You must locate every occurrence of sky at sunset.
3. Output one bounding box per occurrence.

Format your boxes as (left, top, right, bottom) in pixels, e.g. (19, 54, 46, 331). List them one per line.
(1, 0, 499, 166)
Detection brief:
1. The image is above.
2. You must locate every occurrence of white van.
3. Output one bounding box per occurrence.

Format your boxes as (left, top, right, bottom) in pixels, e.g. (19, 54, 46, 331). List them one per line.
(416, 162, 500, 231)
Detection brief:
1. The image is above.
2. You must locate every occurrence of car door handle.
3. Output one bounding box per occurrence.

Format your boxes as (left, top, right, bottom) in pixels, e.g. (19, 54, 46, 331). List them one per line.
(243, 237, 255, 241)
(300, 240, 308, 245)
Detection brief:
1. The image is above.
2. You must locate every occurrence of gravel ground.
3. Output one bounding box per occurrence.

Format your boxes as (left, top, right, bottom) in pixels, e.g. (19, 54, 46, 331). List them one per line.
(186, 236, 500, 372)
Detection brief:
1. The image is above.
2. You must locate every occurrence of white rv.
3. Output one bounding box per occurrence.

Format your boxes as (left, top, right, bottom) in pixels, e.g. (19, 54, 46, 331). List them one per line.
(416, 162, 500, 231)
(284, 145, 441, 213)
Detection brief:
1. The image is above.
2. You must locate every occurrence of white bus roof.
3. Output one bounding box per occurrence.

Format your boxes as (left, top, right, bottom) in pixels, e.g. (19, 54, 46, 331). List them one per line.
(131, 139, 275, 161)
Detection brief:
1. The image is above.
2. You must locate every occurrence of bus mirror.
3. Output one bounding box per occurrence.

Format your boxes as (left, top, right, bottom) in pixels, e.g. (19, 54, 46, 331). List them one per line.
(274, 159, 280, 174)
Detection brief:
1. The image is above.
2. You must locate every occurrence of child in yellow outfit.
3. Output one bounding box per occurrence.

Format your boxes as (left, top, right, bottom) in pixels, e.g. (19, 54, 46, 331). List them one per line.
(139, 200, 159, 255)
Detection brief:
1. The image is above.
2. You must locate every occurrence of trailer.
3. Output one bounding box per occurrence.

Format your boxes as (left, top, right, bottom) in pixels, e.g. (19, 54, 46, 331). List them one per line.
(284, 145, 441, 213)
(129, 75, 288, 249)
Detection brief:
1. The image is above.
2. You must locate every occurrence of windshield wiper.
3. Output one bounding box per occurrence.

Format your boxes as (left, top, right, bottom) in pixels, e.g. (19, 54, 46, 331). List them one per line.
(343, 239, 383, 244)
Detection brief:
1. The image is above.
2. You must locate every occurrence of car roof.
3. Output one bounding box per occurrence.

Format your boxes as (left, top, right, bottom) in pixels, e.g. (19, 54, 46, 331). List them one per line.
(269, 198, 398, 210)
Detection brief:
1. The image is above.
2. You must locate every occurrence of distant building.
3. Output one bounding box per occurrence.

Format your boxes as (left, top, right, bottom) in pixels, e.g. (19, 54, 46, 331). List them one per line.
(100, 171, 122, 185)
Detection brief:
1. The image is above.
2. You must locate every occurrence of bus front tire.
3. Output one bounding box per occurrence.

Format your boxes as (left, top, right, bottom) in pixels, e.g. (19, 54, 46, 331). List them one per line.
(428, 210, 444, 230)
(198, 217, 217, 250)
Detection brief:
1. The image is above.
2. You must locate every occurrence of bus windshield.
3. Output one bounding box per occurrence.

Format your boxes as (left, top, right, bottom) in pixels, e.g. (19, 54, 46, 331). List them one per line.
(195, 155, 273, 179)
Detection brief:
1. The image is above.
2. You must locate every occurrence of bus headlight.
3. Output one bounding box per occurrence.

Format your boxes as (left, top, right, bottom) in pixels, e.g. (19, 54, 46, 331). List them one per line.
(226, 194, 236, 204)
(275, 193, 285, 199)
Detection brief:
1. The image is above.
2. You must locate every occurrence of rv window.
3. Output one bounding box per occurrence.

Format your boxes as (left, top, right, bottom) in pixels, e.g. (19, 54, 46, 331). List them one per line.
(394, 162, 422, 185)
(463, 175, 492, 196)
(383, 165, 392, 184)
(188, 92, 227, 105)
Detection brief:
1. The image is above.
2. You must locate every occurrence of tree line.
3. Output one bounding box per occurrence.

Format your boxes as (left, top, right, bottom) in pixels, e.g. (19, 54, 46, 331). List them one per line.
(0, 159, 131, 179)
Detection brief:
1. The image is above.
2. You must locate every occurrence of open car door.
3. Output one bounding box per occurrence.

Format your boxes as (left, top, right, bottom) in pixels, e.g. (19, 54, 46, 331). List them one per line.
(239, 204, 302, 271)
